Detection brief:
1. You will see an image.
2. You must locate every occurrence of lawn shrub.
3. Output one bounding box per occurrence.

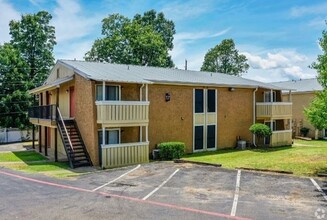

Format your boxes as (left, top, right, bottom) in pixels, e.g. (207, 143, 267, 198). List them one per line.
(249, 123, 272, 138)
(158, 142, 185, 160)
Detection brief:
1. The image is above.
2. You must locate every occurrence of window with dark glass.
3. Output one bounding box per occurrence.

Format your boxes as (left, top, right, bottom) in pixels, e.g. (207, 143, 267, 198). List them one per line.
(96, 85, 119, 101)
(195, 89, 204, 113)
(98, 129, 119, 145)
(207, 89, 216, 112)
(207, 125, 216, 148)
(194, 126, 204, 150)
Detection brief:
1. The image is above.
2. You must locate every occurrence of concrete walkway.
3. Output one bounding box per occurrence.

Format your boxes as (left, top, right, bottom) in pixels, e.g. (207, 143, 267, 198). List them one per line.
(0, 142, 34, 152)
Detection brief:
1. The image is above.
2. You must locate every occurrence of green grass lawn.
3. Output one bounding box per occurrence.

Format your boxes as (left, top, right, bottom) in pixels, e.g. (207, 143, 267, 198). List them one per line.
(0, 150, 88, 178)
(183, 139, 327, 176)
(0, 151, 47, 162)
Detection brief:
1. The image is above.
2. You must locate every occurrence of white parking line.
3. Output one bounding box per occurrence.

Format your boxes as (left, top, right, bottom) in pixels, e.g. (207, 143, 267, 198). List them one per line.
(142, 169, 180, 200)
(92, 164, 141, 192)
(231, 170, 241, 217)
(310, 178, 327, 201)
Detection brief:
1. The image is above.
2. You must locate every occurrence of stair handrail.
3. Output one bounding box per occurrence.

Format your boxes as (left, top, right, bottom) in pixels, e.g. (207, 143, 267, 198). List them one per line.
(56, 107, 74, 153)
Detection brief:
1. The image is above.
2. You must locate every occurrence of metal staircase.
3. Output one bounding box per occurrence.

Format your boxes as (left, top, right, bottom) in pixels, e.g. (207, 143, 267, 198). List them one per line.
(56, 108, 92, 168)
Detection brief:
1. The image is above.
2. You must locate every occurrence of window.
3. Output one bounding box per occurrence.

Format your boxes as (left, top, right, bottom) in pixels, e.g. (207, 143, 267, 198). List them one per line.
(265, 121, 276, 131)
(195, 89, 204, 113)
(207, 125, 216, 149)
(207, 89, 216, 113)
(98, 129, 120, 145)
(264, 91, 276, 102)
(96, 85, 120, 101)
(194, 126, 204, 150)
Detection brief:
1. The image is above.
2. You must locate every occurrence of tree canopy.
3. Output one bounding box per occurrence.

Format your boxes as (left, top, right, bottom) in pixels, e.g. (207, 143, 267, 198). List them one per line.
(0, 11, 56, 129)
(85, 10, 175, 68)
(305, 21, 327, 131)
(9, 10, 56, 87)
(201, 39, 249, 76)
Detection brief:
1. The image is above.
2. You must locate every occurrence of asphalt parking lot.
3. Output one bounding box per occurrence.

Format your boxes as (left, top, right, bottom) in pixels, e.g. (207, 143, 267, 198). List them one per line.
(1, 162, 326, 220)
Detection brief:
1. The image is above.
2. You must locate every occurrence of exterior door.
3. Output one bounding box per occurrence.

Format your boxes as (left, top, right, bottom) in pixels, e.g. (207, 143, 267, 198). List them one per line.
(193, 89, 217, 151)
(69, 86, 75, 118)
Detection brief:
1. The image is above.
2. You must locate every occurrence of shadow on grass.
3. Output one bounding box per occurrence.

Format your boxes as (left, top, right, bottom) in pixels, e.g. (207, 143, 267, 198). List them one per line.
(183, 146, 293, 158)
(12, 151, 47, 162)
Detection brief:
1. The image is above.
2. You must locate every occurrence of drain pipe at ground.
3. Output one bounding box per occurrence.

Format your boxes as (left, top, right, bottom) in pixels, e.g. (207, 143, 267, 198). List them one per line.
(253, 87, 258, 147)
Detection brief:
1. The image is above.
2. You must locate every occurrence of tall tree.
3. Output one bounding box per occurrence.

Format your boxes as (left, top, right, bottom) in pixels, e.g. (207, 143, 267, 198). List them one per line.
(85, 10, 175, 68)
(0, 11, 56, 129)
(9, 11, 56, 87)
(201, 39, 249, 76)
(0, 44, 30, 129)
(305, 22, 327, 136)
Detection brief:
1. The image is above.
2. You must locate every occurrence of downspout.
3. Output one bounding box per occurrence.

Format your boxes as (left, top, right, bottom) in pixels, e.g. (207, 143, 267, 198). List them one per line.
(140, 84, 145, 101)
(139, 84, 145, 143)
(253, 87, 258, 147)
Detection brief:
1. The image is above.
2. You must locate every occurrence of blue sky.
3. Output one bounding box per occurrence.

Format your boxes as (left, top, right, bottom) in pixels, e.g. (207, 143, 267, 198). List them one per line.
(0, 0, 326, 82)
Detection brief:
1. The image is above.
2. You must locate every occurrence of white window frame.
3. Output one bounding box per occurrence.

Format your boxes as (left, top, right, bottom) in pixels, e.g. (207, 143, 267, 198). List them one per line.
(263, 91, 276, 102)
(193, 88, 217, 152)
(95, 84, 121, 101)
(98, 128, 121, 146)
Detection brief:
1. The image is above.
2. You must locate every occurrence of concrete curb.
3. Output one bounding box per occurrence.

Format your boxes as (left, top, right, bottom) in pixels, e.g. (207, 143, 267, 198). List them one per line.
(236, 167, 293, 174)
(174, 159, 222, 167)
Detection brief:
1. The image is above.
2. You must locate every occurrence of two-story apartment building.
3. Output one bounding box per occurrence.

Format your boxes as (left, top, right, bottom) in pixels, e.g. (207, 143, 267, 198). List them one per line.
(273, 78, 323, 139)
(28, 60, 293, 168)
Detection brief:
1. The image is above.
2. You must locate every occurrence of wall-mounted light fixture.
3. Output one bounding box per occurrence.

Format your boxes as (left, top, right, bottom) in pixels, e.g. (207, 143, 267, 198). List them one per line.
(229, 87, 235, 92)
(66, 89, 69, 93)
(165, 92, 171, 102)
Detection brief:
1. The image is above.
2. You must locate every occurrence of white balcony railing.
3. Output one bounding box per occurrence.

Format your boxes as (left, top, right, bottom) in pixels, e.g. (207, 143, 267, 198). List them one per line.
(271, 130, 292, 146)
(96, 101, 149, 126)
(101, 142, 149, 168)
(256, 102, 292, 119)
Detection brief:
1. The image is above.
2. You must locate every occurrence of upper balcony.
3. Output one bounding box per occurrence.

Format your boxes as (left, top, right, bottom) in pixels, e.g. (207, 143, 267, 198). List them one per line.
(28, 105, 57, 127)
(96, 101, 149, 127)
(256, 102, 292, 119)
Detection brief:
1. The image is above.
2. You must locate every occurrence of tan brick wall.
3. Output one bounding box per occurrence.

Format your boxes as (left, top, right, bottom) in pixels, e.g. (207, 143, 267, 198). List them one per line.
(148, 84, 193, 152)
(282, 92, 317, 138)
(217, 87, 253, 148)
(75, 74, 99, 165)
(148, 85, 254, 152)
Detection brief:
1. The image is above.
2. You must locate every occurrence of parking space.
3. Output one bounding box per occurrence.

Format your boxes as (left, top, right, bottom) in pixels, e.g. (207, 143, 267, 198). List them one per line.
(1, 161, 326, 219)
(74, 162, 327, 219)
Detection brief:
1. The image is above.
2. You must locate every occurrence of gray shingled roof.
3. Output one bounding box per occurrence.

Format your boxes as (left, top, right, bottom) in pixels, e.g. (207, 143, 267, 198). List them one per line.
(59, 59, 284, 90)
(272, 78, 323, 93)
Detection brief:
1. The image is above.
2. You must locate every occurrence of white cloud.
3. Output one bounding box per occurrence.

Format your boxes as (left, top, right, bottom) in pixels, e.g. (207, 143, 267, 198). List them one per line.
(52, 0, 101, 43)
(242, 50, 307, 70)
(0, 0, 20, 44)
(241, 50, 316, 82)
(290, 3, 327, 17)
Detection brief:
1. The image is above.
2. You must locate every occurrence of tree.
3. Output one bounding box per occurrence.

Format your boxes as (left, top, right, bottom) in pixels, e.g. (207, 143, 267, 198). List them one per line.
(85, 10, 175, 68)
(304, 91, 327, 131)
(311, 23, 327, 89)
(305, 21, 327, 137)
(9, 11, 56, 87)
(201, 39, 249, 76)
(249, 123, 272, 147)
(0, 43, 31, 129)
(0, 11, 56, 129)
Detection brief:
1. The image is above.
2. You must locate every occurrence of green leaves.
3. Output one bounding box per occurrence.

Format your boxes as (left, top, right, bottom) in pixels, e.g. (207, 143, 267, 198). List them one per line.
(249, 123, 272, 138)
(85, 10, 175, 68)
(0, 10, 56, 129)
(201, 39, 249, 76)
(307, 21, 327, 130)
(304, 90, 327, 130)
(9, 10, 56, 87)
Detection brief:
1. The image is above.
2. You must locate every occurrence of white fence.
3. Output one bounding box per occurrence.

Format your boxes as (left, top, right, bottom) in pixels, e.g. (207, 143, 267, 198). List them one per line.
(0, 128, 38, 144)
